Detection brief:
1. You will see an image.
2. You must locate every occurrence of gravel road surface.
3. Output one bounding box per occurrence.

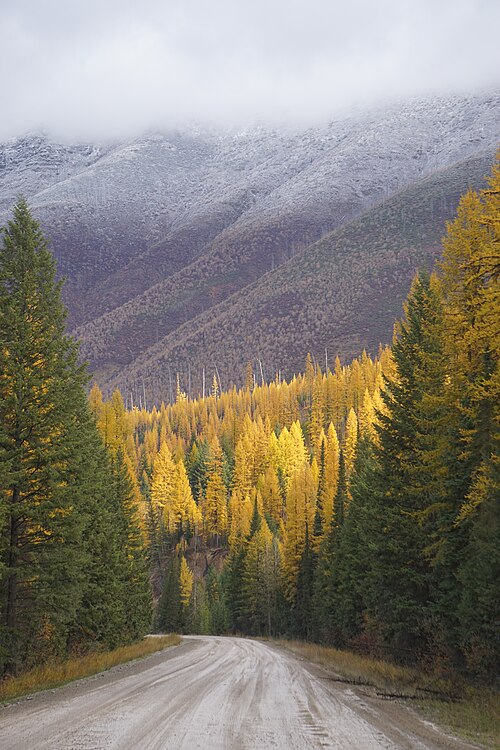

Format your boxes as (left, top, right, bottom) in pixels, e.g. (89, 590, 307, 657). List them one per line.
(0, 636, 480, 749)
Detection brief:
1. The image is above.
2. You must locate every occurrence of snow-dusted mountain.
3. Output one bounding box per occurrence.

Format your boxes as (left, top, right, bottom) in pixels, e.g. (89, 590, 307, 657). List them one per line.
(0, 133, 109, 213)
(0, 91, 498, 400)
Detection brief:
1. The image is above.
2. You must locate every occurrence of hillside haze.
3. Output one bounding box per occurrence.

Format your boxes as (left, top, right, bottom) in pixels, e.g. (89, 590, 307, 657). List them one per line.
(0, 91, 498, 402)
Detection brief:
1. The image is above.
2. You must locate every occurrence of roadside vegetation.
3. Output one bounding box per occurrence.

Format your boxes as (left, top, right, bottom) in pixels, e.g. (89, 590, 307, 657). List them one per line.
(0, 635, 180, 703)
(275, 640, 500, 749)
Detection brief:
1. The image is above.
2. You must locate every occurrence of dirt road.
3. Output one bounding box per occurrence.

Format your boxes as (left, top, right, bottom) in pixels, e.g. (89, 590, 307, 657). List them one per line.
(0, 636, 479, 749)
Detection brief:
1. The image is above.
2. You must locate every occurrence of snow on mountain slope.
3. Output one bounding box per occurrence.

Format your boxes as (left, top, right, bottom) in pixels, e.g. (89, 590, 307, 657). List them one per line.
(0, 91, 498, 394)
(99, 149, 496, 403)
(0, 133, 108, 212)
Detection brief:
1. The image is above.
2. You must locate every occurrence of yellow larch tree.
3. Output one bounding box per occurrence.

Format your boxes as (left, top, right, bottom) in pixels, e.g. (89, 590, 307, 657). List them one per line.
(324, 422, 340, 527)
(358, 388, 376, 439)
(227, 492, 241, 550)
(143, 426, 160, 471)
(228, 490, 253, 549)
(89, 382, 104, 420)
(275, 424, 306, 492)
(232, 415, 269, 497)
(348, 357, 364, 412)
(343, 407, 358, 483)
(282, 463, 317, 602)
(258, 466, 283, 525)
(325, 368, 346, 432)
(308, 370, 325, 453)
(176, 374, 187, 402)
(176, 459, 202, 533)
(211, 373, 219, 400)
(203, 438, 228, 541)
(151, 441, 178, 533)
(304, 352, 315, 405)
(440, 163, 500, 519)
(179, 555, 194, 609)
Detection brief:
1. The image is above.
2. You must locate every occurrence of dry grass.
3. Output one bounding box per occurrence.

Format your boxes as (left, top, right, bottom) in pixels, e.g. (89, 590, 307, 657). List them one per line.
(274, 640, 500, 750)
(0, 634, 180, 703)
(423, 692, 500, 750)
(274, 640, 435, 696)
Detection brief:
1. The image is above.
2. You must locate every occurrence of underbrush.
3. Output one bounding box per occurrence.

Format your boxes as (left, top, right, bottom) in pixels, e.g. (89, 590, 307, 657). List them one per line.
(274, 639, 499, 749)
(0, 634, 180, 703)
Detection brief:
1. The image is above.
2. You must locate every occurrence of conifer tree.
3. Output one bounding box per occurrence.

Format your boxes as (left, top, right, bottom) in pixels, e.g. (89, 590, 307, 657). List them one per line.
(308, 371, 325, 451)
(358, 389, 376, 439)
(324, 438, 378, 647)
(150, 442, 178, 536)
(107, 450, 152, 640)
(245, 361, 254, 392)
(227, 490, 253, 549)
(367, 271, 443, 661)
(242, 514, 280, 635)
(176, 459, 202, 535)
(321, 423, 340, 530)
(78, 449, 152, 647)
(186, 439, 210, 500)
(211, 373, 219, 400)
(312, 448, 350, 643)
(304, 353, 315, 406)
(440, 166, 499, 522)
(206, 567, 229, 634)
(0, 199, 151, 674)
(343, 408, 358, 484)
(203, 439, 228, 541)
(179, 555, 193, 609)
(155, 555, 181, 632)
(282, 463, 317, 602)
(258, 466, 283, 525)
(224, 543, 247, 633)
(295, 524, 315, 638)
(313, 434, 327, 547)
(0, 200, 95, 672)
(438, 160, 500, 674)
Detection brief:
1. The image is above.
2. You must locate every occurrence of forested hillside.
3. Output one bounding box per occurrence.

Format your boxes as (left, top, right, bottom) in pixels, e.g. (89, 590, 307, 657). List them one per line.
(1, 92, 498, 401)
(95, 149, 495, 403)
(91, 155, 499, 678)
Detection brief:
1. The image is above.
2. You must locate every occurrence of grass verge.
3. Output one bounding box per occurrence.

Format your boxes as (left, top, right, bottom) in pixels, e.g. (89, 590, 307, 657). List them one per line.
(0, 634, 181, 704)
(274, 640, 499, 749)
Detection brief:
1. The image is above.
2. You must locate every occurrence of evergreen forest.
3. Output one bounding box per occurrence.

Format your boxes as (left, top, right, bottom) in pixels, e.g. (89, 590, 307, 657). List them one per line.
(0, 156, 498, 685)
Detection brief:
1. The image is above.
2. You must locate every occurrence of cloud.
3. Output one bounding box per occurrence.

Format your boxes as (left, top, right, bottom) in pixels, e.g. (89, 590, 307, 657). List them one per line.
(1, 0, 499, 140)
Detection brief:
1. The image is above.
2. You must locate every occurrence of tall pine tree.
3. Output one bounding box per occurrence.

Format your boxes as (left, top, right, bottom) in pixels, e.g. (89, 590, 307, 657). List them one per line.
(0, 200, 152, 674)
(0, 200, 94, 672)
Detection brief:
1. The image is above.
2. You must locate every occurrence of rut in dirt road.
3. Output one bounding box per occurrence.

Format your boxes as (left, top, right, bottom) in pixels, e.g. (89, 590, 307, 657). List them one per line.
(0, 636, 479, 750)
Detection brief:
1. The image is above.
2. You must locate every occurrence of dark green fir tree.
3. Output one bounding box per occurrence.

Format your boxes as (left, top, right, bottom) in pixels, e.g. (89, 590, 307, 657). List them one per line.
(0, 199, 93, 673)
(0, 199, 152, 674)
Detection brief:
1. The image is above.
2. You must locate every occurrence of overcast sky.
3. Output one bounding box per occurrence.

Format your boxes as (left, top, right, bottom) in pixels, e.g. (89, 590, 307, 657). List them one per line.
(1, 0, 499, 141)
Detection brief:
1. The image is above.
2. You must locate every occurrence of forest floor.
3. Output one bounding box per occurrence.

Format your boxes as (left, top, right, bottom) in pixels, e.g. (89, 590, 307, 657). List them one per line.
(0, 635, 489, 749)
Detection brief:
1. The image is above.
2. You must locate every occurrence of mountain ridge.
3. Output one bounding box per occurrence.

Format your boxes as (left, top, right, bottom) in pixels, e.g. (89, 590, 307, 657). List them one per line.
(0, 91, 498, 402)
(99, 148, 496, 403)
